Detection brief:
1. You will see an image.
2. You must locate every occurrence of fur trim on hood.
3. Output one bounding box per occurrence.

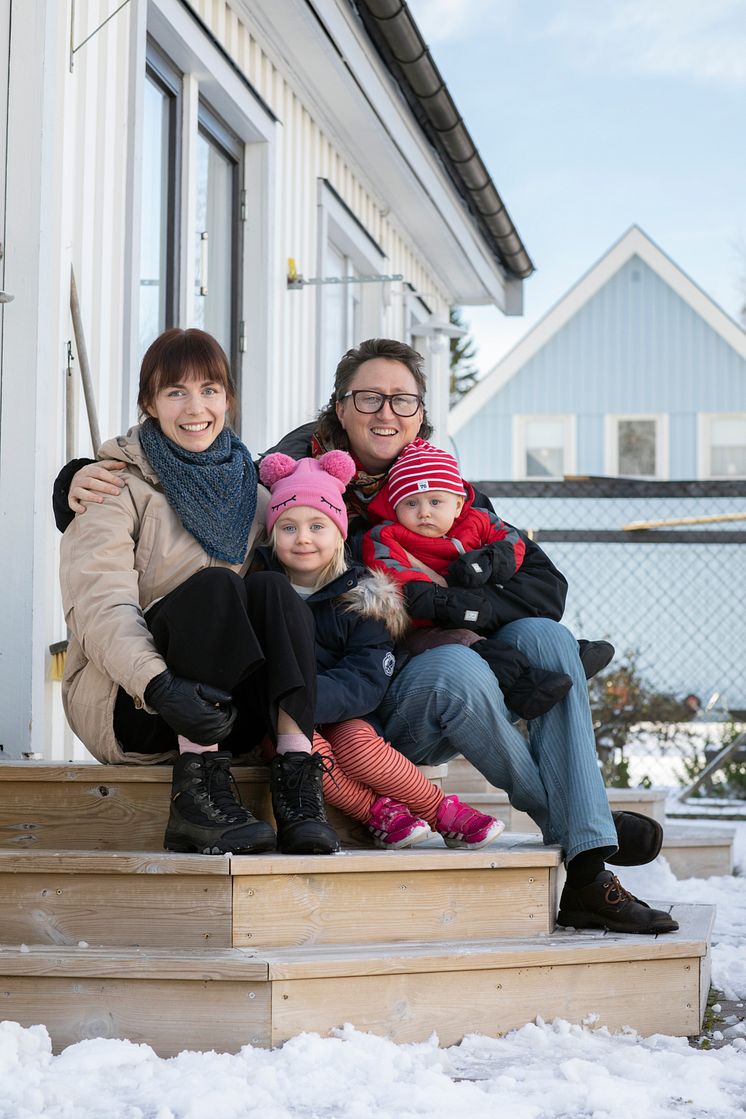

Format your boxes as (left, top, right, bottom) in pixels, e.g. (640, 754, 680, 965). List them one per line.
(340, 569, 409, 641)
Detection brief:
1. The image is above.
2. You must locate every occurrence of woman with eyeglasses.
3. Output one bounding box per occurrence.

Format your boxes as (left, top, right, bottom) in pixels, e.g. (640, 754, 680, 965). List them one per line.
(54, 337, 677, 934)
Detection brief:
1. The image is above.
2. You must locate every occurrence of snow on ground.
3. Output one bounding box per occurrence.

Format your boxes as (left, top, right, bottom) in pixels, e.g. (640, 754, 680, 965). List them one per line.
(0, 823, 745, 1119)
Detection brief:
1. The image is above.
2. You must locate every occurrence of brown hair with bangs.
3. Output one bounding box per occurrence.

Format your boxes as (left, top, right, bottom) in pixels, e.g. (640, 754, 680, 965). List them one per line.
(138, 328, 237, 423)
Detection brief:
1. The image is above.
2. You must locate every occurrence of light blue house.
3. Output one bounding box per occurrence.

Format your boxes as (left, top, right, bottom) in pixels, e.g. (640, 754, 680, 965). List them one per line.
(448, 228, 746, 711)
(449, 226, 746, 483)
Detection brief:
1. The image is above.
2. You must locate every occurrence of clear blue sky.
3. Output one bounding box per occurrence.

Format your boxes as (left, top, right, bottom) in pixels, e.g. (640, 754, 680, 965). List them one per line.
(407, 0, 746, 377)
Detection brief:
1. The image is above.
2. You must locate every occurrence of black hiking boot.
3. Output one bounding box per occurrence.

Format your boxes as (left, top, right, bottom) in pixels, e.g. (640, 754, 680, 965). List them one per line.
(578, 639, 615, 679)
(270, 751, 340, 855)
(164, 751, 277, 855)
(557, 869, 678, 934)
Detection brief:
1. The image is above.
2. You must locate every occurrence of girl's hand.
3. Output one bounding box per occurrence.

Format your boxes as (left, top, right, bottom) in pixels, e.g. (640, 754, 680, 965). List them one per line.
(69, 461, 128, 513)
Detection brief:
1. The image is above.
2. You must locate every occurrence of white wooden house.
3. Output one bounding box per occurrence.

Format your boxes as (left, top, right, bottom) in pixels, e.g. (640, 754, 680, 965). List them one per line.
(0, 0, 532, 757)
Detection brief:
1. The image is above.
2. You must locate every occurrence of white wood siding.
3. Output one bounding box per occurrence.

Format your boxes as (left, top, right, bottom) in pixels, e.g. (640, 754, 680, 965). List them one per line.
(1, 0, 456, 757)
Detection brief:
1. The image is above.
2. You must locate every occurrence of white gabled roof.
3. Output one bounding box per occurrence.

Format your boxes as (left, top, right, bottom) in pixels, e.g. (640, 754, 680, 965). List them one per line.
(448, 225, 746, 435)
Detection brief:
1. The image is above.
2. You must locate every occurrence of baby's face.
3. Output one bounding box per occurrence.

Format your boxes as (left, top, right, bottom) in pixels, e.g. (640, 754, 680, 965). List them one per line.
(395, 490, 464, 537)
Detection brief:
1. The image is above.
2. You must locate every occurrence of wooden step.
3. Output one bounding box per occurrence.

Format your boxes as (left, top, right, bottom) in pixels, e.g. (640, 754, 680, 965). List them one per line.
(0, 760, 446, 850)
(0, 837, 562, 950)
(660, 824, 735, 879)
(0, 903, 712, 1055)
(464, 795, 735, 878)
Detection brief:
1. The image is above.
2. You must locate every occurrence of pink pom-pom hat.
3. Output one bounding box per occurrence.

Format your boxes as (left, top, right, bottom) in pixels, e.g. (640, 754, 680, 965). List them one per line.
(259, 451, 356, 538)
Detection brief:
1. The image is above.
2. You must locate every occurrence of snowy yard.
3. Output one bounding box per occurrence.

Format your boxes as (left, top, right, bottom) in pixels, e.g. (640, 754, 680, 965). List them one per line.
(1, 825, 745, 1119)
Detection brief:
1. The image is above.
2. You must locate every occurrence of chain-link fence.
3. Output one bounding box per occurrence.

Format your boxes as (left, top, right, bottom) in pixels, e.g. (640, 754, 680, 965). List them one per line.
(478, 478, 746, 794)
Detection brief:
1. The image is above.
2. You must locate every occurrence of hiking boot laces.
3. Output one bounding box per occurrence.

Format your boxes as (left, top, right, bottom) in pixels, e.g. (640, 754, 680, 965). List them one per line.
(603, 874, 636, 907)
(205, 760, 247, 822)
(279, 755, 328, 822)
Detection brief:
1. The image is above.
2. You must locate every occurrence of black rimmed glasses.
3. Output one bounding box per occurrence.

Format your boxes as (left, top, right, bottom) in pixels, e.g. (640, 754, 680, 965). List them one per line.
(339, 390, 423, 417)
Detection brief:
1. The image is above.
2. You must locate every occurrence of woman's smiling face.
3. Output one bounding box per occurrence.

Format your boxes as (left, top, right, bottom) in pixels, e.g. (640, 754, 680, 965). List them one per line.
(334, 358, 424, 473)
(147, 374, 228, 452)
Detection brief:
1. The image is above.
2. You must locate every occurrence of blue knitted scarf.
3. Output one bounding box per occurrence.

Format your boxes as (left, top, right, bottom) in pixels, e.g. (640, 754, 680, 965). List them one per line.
(139, 419, 257, 564)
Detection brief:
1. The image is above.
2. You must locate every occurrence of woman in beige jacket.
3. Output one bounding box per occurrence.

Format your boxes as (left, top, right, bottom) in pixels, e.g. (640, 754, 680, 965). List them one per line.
(60, 328, 339, 857)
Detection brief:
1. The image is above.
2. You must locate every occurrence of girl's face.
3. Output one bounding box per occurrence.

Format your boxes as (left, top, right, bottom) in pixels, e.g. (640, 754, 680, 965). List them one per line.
(273, 507, 342, 587)
(146, 373, 228, 452)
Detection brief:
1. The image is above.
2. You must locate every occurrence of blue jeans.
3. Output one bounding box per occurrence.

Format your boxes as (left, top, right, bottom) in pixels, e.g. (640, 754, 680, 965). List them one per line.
(379, 618, 617, 863)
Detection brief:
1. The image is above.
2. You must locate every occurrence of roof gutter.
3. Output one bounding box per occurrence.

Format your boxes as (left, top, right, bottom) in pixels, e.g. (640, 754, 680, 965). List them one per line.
(351, 0, 534, 280)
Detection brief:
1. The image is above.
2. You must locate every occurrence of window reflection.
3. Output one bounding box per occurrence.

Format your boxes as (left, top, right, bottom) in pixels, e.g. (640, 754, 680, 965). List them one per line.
(139, 74, 171, 357)
(193, 117, 238, 368)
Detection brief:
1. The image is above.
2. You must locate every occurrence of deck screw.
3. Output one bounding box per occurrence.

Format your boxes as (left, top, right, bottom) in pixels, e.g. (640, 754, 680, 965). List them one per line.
(283, 994, 289, 1000)
(248, 992, 256, 1000)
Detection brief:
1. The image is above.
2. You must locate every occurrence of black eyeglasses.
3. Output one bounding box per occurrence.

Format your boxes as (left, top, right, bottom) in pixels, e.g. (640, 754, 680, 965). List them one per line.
(339, 390, 423, 417)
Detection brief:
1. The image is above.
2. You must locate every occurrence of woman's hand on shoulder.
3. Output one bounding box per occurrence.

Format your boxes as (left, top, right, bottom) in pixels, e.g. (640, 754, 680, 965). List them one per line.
(69, 461, 128, 513)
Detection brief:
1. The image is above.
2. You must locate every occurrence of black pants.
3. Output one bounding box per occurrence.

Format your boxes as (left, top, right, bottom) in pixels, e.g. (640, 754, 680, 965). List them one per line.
(114, 568, 317, 756)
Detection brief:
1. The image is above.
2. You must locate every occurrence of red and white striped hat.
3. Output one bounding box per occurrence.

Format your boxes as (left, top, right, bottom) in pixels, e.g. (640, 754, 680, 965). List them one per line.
(385, 438, 466, 509)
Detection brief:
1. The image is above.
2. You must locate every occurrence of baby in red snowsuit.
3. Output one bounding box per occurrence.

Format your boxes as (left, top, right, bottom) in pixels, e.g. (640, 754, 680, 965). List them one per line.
(362, 438, 611, 720)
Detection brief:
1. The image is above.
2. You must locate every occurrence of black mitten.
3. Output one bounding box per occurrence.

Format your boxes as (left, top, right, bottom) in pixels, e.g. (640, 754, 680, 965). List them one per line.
(144, 669, 237, 744)
(448, 547, 496, 588)
(403, 582, 500, 632)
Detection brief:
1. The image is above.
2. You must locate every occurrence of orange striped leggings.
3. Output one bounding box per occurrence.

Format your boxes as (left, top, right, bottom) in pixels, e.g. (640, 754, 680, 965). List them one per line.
(311, 719, 444, 826)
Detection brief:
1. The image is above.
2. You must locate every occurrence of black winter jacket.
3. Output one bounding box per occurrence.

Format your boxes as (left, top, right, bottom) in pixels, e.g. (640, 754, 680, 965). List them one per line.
(252, 548, 408, 726)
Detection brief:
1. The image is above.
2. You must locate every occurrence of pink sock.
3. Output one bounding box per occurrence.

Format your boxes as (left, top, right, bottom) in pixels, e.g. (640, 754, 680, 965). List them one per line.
(276, 733, 312, 755)
(178, 736, 219, 755)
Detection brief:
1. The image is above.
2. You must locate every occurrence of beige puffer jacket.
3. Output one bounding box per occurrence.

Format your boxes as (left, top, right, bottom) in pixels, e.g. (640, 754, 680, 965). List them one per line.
(60, 425, 269, 764)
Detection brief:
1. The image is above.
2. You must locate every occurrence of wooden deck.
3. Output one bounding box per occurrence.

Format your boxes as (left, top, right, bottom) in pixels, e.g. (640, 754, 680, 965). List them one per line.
(0, 760, 714, 1053)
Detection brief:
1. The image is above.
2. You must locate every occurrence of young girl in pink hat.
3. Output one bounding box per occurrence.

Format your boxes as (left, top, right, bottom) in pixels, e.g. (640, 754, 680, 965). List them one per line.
(257, 450, 504, 850)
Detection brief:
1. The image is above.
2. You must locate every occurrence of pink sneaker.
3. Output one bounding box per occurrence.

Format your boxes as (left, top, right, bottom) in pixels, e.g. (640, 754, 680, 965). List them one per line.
(367, 796, 432, 849)
(435, 795, 505, 849)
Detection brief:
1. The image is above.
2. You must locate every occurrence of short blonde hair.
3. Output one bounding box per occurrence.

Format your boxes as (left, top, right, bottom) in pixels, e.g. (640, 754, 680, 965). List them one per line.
(269, 523, 348, 591)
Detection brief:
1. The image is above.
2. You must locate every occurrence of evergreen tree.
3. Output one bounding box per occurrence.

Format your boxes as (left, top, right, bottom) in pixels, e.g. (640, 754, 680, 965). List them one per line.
(449, 307, 479, 404)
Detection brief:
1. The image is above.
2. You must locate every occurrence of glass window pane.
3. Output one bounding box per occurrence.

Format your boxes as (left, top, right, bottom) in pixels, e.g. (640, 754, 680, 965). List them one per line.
(193, 131, 234, 359)
(618, 418, 657, 476)
(138, 74, 171, 358)
(525, 420, 564, 477)
(710, 416, 746, 475)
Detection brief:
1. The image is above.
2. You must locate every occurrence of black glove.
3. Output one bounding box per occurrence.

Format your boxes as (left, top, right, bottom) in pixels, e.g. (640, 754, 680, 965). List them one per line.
(403, 582, 500, 633)
(448, 547, 499, 588)
(144, 669, 237, 744)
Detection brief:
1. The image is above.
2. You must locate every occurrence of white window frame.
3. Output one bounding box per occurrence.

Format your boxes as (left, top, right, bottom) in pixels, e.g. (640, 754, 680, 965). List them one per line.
(604, 413, 669, 479)
(698, 412, 746, 479)
(315, 178, 386, 406)
(512, 414, 576, 480)
(123, 0, 277, 450)
(405, 286, 432, 349)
